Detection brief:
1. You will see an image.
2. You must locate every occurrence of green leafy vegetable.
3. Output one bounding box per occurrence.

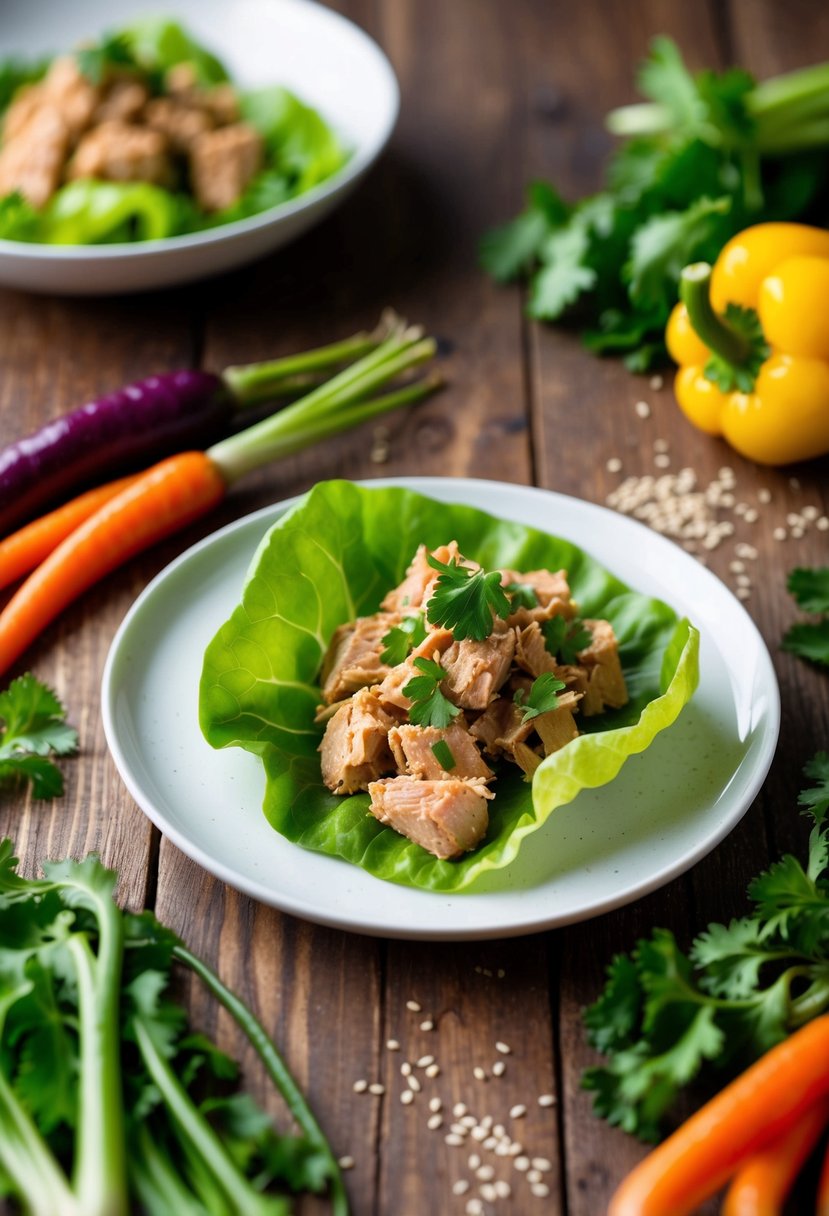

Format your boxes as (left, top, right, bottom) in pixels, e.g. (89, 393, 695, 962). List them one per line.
(431, 740, 457, 771)
(782, 565, 829, 667)
(121, 17, 229, 85)
(514, 673, 566, 722)
(482, 38, 829, 369)
(200, 481, 699, 892)
(0, 674, 77, 798)
(583, 756, 829, 1141)
(504, 581, 539, 610)
(76, 33, 138, 85)
(0, 842, 348, 1215)
(425, 552, 511, 641)
(402, 657, 460, 729)
(380, 613, 428, 665)
(543, 616, 593, 665)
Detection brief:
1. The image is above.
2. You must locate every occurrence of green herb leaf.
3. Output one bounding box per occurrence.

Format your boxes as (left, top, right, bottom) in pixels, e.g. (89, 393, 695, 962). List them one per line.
(0, 675, 78, 799)
(514, 673, 566, 722)
(799, 753, 829, 827)
(788, 567, 829, 615)
(380, 613, 428, 665)
(626, 195, 731, 313)
(431, 740, 456, 771)
(504, 582, 539, 611)
(479, 181, 569, 282)
(543, 616, 592, 665)
(637, 36, 703, 128)
(425, 554, 511, 641)
(782, 621, 829, 667)
(76, 33, 138, 84)
(403, 658, 460, 729)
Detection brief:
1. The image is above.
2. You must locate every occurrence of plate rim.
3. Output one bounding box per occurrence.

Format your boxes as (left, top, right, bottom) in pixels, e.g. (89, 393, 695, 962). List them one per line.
(102, 476, 781, 940)
(0, 0, 400, 262)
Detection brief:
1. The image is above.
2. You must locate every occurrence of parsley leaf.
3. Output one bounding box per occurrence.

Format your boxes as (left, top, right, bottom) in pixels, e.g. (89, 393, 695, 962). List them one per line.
(543, 616, 592, 665)
(380, 613, 428, 665)
(782, 566, 829, 667)
(504, 582, 538, 611)
(479, 181, 569, 282)
(425, 554, 511, 641)
(430, 740, 456, 771)
(799, 754, 829, 827)
(76, 33, 138, 84)
(0, 675, 78, 799)
(626, 195, 731, 314)
(403, 658, 460, 729)
(514, 673, 566, 722)
(788, 567, 829, 615)
(781, 622, 829, 667)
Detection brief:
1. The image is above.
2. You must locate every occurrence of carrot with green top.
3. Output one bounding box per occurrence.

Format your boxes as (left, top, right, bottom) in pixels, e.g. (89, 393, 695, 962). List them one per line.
(0, 320, 439, 675)
(608, 1014, 829, 1216)
(721, 1096, 829, 1215)
(0, 475, 140, 590)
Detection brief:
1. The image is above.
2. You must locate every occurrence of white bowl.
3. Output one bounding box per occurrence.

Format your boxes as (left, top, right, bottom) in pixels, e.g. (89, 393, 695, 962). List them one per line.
(0, 0, 399, 294)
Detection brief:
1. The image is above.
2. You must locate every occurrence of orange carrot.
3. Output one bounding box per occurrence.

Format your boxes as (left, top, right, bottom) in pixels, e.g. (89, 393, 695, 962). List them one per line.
(0, 474, 140, 591)
(608, 1015, 829, 1216)
(0, 453, 225, 676)
(721, 1096, 829, 1216)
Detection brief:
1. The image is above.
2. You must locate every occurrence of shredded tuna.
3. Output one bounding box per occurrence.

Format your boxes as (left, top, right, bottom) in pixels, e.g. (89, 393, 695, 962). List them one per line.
(320, 612, 399, 705)
(368, 776, 492, 859)
(576, 619, 629, 715)
(189, 122, 263, 211)
(381, 541, 477, 614)
(501, 567, 578, 629)
(440, 621, 515, 710)
(319, 688, 397, 794)
(389, 721, 493, 781)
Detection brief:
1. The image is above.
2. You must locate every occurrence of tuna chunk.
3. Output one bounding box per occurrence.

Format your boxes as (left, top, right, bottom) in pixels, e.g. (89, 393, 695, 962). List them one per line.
(69, 120, 172, 186)
(534, 690, 582, 755)
(440, 621, 515, 710)
(94, 77, 149, 125)
(501, 567, 578, 629)
(514, 621, 559, 679)
(368, 776, 492, 859)
(0, 106, 69, 208)
(576, 619, 629, 716)
(381, 541, 476, 614)
(41, 57, 100, 139)
(321, 612, 399, 705)
(145, 96, 214, 152)
(469, 696, 535, 757)
(389, 721, 493, 781)
(374, 629, 454, 712)
(189, 123, 263, 210)
(319, 688, 397, 794)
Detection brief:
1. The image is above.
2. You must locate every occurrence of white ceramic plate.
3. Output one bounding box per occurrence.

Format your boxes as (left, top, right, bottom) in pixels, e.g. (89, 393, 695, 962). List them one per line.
(0, 0, 398, 294)
(102, 478, 780, 940)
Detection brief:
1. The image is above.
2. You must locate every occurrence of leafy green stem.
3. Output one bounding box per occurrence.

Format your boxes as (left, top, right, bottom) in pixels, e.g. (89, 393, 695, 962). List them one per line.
(223, 328, 382, 407)
(790, 975, 829, 1027)
(173, 944, 350, 1216)
(0, 1073, 76, 1216)
(680, 262, 769, 392)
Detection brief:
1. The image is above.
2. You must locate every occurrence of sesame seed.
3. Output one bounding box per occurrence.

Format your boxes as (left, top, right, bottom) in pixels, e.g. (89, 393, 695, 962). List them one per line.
(401, 1089, 414, 1105)
(804, 505, 820, 521)
(465, 1200, 484, 1216)
(452, 1179, 469, 1196)
(532, 1183, 551, 1198)
(461, 1115, 477, 1128)
(445, 1133, 465, 1147)
(744, 508, 758, 523)
(453, 1102, 468, 1117)
(386, 1039, 400, 1051)
(736, 543, 758, 558)
(338, 1156, 355, 1170)
(406, 1000, 421, 1012)
(509, 1142, 523, 1156)
(635, 400, 651, 419)
(482, 968, 493, 977)
(493, 1124, 505, 1139)
(429, 1097, 442, 1113)
(818, 517, 829, 531)
(492, 1060, 506, 1077)
(653, 438, 669, 453)
(495, 1142, 512, 1156)
(368, 1083, 385, 1096)
(408, 1075, 422, 1093)
(509, 1104, 528, 1119)
(736, 573, 752, 587)
(416, 1055, 435, 1068)
(650, 374, 664, 390)
(654, 454, 670, 469)
(480, 1183, 498, 1202)
(353, 1079, 368, 1093)
(483, 1136, 498, 1150)
(495, 1180, 511, 1198)
(514, 1156, 530, 1171)
(401, 1062, 412, 1077)
(468, 1153, 481, 1170)
(497, 969, 506, 978)
(787, 512, 803, 527)
(480, 1116, 493, 1131)
(737, 587, 751, 600)
(426, 1063, 440, 1078)
(758, 488, 772, 504)
(532, 1157, 553, 1172)
(790, 477, 801, 489)
(792, 526, 805, 538)
(450, 1123, 469, 1136)
(473, 1067, 487, 1081)
(606, 457, 623, 473)
(527, 1169, 543, 1184)
(471, 1126, 487, 1142)
(476, 1164, 494, 1181)
(427, 1114, 443, 1131)
(495, 1041, 511, 1055)
(729, 560, 745, 573)
(420, 1019, 435, 1032)
(538, 1093, 556, 1107)
(370, 444, 389, 464)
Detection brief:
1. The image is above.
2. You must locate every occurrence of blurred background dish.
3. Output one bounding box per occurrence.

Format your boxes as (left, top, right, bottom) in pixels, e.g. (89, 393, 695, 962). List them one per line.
(0, 0, 399, 293)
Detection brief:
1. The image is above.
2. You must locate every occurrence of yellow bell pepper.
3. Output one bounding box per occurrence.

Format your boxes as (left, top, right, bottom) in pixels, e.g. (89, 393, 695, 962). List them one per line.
(666, 222, 829, 465)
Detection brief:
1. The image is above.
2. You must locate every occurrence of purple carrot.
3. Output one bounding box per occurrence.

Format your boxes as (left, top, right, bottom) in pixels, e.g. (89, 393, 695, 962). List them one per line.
(0, 321, 385, 536)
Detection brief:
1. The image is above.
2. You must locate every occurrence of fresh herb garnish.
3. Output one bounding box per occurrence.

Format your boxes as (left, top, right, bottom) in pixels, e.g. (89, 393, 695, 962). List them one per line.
(425, 554, 511, 641)
(431, 740, 457, 771)
(76, 33, 138, 84)
(543, 616, 593, 665)
(0, 674, 78, 798)
(513, 673, 566, 722)
(505, 581, 539, 611)
(582, 756, 829, 1141)
(403, 657, 460, 728)
(381, 613, 428, 665)
(782, 566, 829, 667)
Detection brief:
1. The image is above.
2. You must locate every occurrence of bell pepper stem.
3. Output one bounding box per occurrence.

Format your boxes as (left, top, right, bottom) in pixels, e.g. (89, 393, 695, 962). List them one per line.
(680, 263, 753, 366)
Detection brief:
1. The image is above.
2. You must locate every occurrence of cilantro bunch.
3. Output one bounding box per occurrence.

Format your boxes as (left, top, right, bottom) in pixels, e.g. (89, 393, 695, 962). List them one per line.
(782, 566, 829, 667)
(0, 843, 348, 1215)
(582, 756, 829, 1142)
(0, 673, 77, 798)
(482, 38, 829, 369)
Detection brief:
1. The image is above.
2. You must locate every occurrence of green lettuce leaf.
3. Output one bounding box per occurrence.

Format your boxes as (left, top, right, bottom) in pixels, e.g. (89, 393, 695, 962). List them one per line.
(200, 481, 699, 892)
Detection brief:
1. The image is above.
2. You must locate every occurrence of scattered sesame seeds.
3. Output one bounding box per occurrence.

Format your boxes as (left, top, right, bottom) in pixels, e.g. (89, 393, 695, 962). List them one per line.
(368, 1083, 385, 1096)
(430, 1097, 442, 1113)
(527, 1169, 543, 1184)
(401, 1089, 414, 1105)
(427, 1114, 443, 1131)
(744, 508, 758, 523)
(370, 443, 389, 464)
(650, 374, 664, 390)
(461, 1115, 477, 1128)
(737, 587, 751, 600)
(408, 1075, 422, 1093)
(532, 1183, 551, 1198)
(445, 1133, 465, 1147)
(606, 456, 623, 473)
(465, 1199, 484, 1216)
(420, 1019, 435, 1032)
(353, 1079, 368, 1094)
(514, 1156, 530, 1171)
(468, 1153, 481, 1170)
(452, 1179, 469, 1196)
(773, 526, 787, 540)
(495, 1041, 512, 1055)
(509, 1142, 524, 1156)
(792, 526, 805, 538)
(416, 1054, 435, 1068)
(480, 1183, 498, 1202)
(471, 1126, 487, 1142)
(819, 516, 829, 531)
(406, 1000, 422, 1013)
(473, 1067, 487, 1081)
(338, 1156, 355, 1170)
(790, 477, 801, 489)
(453, 1102, 468, 1117)
(492, 1060, 506, 1077)
(804, 505, 820, 520)
(532, 1157, 553, 1172)
(450, 1122, 469, 1136)
(480, 1116, 493, 1131)
(493, 1124, 505, 1139)
(509, 1104, 528, 1119)
(386, 1038, 400, 1051)
(653, 438, 669, 453)
(426, 1063, 440, 1078)
(476, 1164, 494, 1182)
(654, 453, 670, 469)
(497, 969, 506, 978)
(401, 1062, 412, 1077)
(635, 399, 651, 418)
(495, 1180, 512, 1198)
(758, 488, 772, 503)
(495, 1142, 512, 1157)
(483, 1136, 498, 1151)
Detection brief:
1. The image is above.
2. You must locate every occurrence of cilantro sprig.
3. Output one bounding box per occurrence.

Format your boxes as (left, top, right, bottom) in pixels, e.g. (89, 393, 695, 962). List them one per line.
(402, 657, 460, 729)
(782, 566, 829, 667)
(381, 613, 428, 665)
(543, 616, 593, 665)
(425, 554, 511, 641)
(582, 755, 829, 1141)
(0, 674, 78, 798)
(514, 673, 566, 723)
(504, 581, 539, 611)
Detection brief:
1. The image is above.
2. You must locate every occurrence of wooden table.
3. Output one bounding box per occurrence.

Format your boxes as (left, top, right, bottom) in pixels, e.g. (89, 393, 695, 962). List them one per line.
(2, 1, 828, 1212)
